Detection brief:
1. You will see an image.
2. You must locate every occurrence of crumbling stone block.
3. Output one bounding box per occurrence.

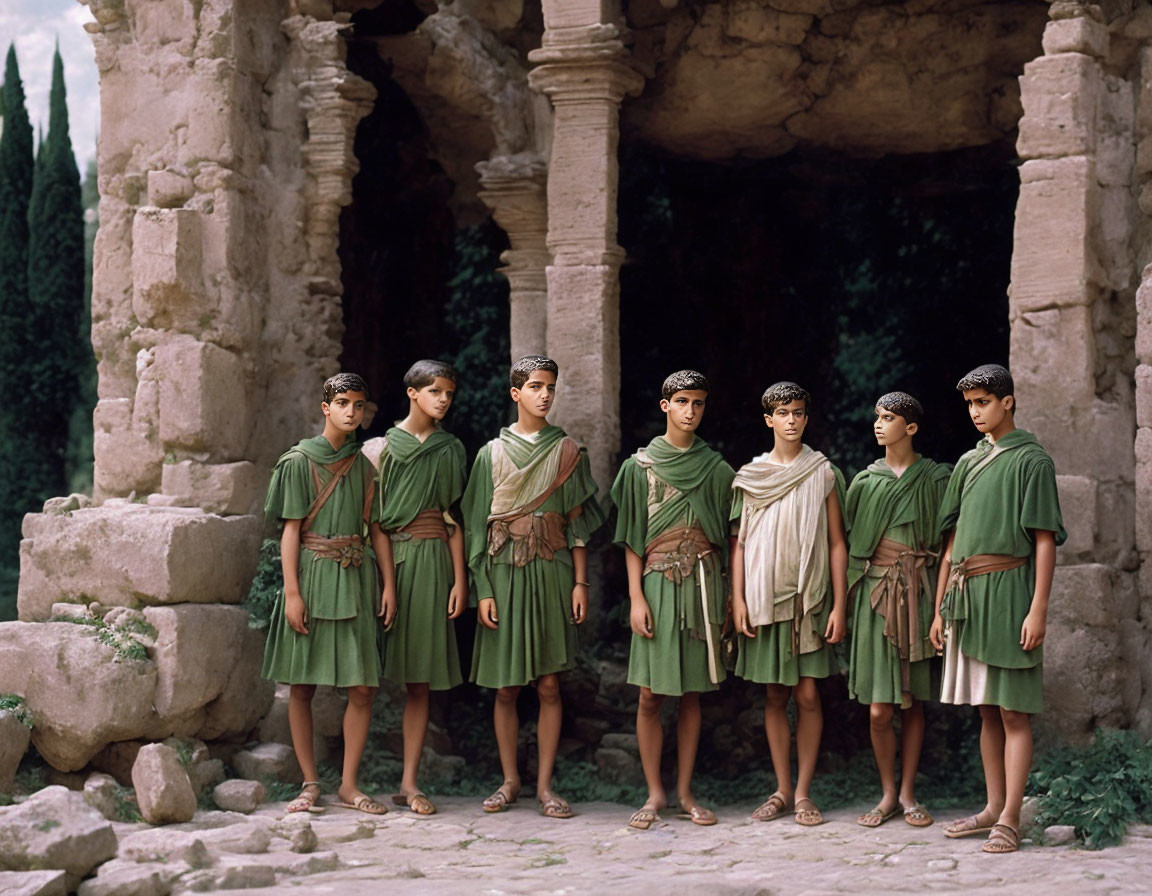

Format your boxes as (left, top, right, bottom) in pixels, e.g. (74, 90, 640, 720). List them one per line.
(160, 460, 267, 515)
(132, 743, 197, 825)
(18, 506, 261, 621)
(0, 622, 158, 771)
(154, 339, 250, 459)
(132, 208, 205, 331)
(0, 786, 117, 889)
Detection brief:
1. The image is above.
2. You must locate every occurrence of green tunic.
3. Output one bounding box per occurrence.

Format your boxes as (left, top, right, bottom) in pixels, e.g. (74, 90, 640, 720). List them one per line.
(262, 435, 383, 688)
(731, 452, 846, 686)
(376, 426, 467, 690)
(611, 436, 735, 696)
(845, 457, 950, 706)
(937, 430, 1065, 713)
(462, 425, 605, 688)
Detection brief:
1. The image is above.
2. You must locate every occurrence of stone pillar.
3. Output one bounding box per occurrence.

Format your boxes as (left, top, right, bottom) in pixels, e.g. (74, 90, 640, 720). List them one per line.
(477, 153, 551, 360)
(1011, 5, 1143, 739)
(528, 1, 644, 492)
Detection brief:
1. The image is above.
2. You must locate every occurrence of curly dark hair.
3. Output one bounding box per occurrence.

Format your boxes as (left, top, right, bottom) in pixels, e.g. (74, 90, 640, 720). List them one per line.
(323, 372, 369, 403)
(875, 391, 923, 425)
(956, 364, 1015, 413)
(761, 381, 810, 414)
(661, 369, 710, 400)
(510, 355, 558, 389)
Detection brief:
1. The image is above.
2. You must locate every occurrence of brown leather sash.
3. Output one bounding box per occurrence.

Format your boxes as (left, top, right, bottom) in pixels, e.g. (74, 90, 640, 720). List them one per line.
(865, 537, 937, 693)
(946, 552, 1027, 595)
(390, 508, 449, 543)
(488, 511, 568, 567)
(301, 532, 365, 568)
(643, 524, 716, 584)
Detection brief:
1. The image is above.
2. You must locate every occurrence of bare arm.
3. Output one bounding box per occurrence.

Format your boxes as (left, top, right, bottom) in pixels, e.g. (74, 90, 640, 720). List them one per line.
(824, 490, 848, 644)
(280, 519, 307, 635)
(625, 546, 653, 638)
(571, 545, 589, 624)
(447, 522, 467, 620)
(929, 529, 955, 651)
(370, 522, 397, 627)
(1021, 529, 1056, 651)
(729, 537, 754, 637)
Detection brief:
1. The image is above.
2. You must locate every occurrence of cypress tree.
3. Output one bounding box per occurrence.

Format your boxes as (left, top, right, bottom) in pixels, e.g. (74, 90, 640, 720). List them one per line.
(27, 47, 84, 509)
(0, 45, 35, 570)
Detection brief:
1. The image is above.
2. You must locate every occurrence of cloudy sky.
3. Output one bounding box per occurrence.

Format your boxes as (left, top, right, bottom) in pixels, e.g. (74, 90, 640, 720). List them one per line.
(1, 0, 99, 172)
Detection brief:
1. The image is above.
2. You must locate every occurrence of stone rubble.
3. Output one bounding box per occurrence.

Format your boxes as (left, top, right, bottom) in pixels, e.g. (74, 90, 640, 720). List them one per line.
(211, 780, 266, 814)
(131, 744, 198, 825)
(0, 786, 118, 889)
(0, 710, 31, 792)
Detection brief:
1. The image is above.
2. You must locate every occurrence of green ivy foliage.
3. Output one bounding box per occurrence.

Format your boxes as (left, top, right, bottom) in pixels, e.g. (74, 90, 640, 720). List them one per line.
(243, 538, 285, 632)
(1028, 729, 1152, 849)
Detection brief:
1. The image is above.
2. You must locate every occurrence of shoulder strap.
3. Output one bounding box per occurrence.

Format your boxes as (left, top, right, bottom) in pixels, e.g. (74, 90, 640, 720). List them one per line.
(301, 453, 359, 534)
(490, 438, 581, 522)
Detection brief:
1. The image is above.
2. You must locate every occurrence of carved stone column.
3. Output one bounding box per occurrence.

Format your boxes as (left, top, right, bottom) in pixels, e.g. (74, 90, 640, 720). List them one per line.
(477, 153, 551, 360)
(528, 4, 644, 492)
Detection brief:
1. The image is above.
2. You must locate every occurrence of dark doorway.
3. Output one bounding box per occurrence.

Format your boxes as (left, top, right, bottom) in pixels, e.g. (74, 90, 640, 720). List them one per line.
(617, 143, 1017, 478)
(339, 5, 510, 455)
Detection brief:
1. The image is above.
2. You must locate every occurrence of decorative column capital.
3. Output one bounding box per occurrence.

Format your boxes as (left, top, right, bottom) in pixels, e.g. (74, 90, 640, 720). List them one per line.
(528, 24, 646, 103)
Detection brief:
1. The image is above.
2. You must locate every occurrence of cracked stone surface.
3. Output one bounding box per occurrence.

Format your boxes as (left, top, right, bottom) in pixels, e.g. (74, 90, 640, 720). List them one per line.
(109, 797, 1152, 895)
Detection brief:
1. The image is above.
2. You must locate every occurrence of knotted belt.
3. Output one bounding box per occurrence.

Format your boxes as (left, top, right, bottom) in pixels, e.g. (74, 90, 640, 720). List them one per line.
(940, 553, 1027, 623)
(390, 508, 449, 543)
(487, 510, 568, 567)
(300, 532, 365, 568)
(643, 525, 715, 584)
(643, 524, 722, 685)
(863, 537, 937, 697)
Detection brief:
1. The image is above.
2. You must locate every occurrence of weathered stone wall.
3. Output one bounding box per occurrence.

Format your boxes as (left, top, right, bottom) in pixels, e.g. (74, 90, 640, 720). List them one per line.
(624, 0, 1049, 159)
(4, 0, 377, 772)
(1010, 1, 1151, 740)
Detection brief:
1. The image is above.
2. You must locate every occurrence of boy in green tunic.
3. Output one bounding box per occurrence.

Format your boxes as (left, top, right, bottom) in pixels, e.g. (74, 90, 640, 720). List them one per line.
(461, 355, 605, 819)
(262, 372, 398, 816)
(845, 392, 950, 829)
(611, 370, 735, 831)
(730, 381, 848, 827)
(376, 360, 468, 816)
(929, 364, 1065, 854)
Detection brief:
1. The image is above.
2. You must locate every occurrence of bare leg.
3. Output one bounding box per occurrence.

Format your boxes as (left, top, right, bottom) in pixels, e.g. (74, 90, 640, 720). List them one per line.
(793, 677, 823, 804)
(288, 684, 319, 783)
(492, 685, 522, 799)
(676, 692, 705, 813)
(899, 700, 925, 808)
(976, 704, 1007, 825)
(338, 685, 377, 802)
(636, 688, 668, 811)
(763, 683, 794, 802)
(998, 708, 1032, 830)
(400, 682, 430, 795)
(534, 674, 564, 803)
(868, 702, 899, 812)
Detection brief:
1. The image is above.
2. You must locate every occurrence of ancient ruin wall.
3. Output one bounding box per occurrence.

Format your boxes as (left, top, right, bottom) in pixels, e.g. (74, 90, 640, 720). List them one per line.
(1011, 2, 1151, 739)
(5, 0, 379, 772)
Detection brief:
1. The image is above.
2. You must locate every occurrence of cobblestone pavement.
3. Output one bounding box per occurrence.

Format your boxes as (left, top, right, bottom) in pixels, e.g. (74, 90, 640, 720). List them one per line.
(194, 796, 1152, 895)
